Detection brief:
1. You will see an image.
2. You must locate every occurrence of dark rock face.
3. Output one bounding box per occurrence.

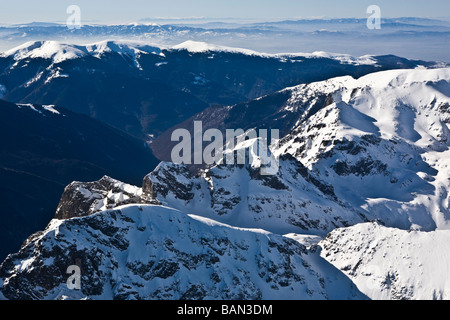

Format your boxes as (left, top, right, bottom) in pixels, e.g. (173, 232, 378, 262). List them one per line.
(55, 176, 158, 220)
(280, 154, 337, 200)
(331, 158, 388, 177)
(142, 164, 194, 201)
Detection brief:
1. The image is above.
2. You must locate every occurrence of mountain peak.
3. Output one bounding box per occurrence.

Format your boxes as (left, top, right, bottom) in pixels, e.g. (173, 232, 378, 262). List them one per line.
(0, 40, 164, 63)
(171, 40, 264, 56)
(0, 40, 87, 63)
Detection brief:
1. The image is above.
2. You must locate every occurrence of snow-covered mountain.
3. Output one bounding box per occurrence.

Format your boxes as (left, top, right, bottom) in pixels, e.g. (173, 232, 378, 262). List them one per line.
(1, 39, 378, 65)
(54, 176, 154, 220)
(0, 204, 366, 300)
(277, 68, 450, 231)
(1, 39, 435, 258)
(0, 40, 163, 64)
(152, 68, 450, 233)
(0, 40, 441, 138)
(1, 67, 450, 300)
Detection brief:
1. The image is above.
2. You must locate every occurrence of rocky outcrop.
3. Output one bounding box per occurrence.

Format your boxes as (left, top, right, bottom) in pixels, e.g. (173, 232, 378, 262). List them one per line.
(55, 176, 158, 220)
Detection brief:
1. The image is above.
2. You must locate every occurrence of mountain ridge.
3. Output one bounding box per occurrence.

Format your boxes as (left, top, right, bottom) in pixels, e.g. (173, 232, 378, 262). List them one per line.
(1, 40, 443, 139)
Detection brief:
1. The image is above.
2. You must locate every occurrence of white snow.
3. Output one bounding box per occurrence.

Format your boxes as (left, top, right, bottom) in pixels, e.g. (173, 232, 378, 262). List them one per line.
(172, 40, 265, 56)
(1, 41, 87, 63)
(42, 105, 60, 115)
(0, 40, 163, 65)
(0, 84, 6, 99)
(277, 67, 450, 231)
(19, 257, 35, 272)
(24, 70, 44, 87)
(188, 214, 273, 236)
(44, 67, 69, 84)
(320, 222, 450, 300)
(113, 180, 142, 196)
(290, 51, 378, 65)
(84, 40, 162, 57)
(75, 186, 96, 199)
(172, 40, 378, 65)
(284, 234, 323, 247)
(16, 103, 62, 116)
(0, 40, 383, 69)
(17, 103, 40, 113)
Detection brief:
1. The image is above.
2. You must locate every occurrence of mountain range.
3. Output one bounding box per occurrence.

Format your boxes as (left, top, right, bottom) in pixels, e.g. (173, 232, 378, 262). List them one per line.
(0, 40, 445, 263)
(1, 40, 438, 139)
(1, 65, 450, 300)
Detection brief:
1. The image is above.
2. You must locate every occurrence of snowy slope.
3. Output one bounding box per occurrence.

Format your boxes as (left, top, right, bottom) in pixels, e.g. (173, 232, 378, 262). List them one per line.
(0, 205, 365, 300)
(277, 68, 450, 231)
(0, 41, 87, 63)
(0, 40, 163, 64)
(320, 222, 450, 300)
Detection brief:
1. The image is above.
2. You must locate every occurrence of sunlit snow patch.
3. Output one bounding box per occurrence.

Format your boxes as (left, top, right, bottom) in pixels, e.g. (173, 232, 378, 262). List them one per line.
(0, 85, 6, 99)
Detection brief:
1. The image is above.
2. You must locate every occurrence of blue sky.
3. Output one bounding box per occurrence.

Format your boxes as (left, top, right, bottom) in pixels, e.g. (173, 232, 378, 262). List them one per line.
(1, 0, 450, 24)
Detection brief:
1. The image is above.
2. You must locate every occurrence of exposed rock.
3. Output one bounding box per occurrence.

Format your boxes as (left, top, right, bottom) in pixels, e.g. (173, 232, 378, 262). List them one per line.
(55, 176, 157, 219)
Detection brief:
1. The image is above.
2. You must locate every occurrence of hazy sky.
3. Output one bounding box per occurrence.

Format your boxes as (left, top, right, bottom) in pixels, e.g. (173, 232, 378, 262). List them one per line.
(1, 0, 450, 24)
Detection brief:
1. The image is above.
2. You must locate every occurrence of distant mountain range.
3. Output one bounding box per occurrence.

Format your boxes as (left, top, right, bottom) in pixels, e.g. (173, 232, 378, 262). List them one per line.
(0, 40, 442, 140)
(1, 17, 450, 61)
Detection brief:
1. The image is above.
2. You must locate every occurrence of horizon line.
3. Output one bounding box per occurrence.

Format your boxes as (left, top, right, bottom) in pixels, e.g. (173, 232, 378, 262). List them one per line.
(1, 16, 450, 27)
